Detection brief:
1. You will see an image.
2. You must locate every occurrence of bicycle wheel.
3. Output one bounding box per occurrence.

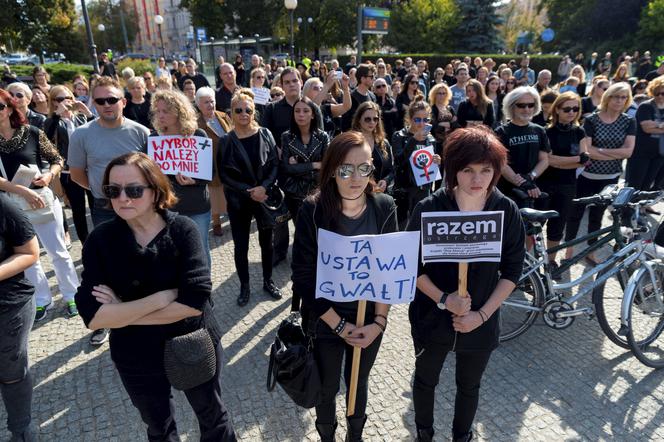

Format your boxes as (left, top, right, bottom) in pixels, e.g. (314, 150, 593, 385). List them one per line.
(627, 263, 664, 369)
(593, 248, 656, 349)
(500, 254, 545, 342)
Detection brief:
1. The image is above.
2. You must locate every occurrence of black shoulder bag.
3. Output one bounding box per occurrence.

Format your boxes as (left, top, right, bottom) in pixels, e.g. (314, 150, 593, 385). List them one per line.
(266, 312, 322, 408)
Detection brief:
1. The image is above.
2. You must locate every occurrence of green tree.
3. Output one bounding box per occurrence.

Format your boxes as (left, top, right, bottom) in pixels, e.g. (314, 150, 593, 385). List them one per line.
(500, 0, 546, 53)
(385, 0, 460, 53)
(179, 0, 230, 39)
(86, 0, 139, 54)
(454, 0, 503, 52)
(636, 0, 664, 53)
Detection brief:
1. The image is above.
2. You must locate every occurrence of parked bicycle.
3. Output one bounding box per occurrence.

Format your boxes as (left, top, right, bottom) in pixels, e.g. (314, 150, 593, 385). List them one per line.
(501, 186, 661, 347)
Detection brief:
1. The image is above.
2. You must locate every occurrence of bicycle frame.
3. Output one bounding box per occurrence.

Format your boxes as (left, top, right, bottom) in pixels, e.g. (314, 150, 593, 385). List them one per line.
(620, 258, 664, 331)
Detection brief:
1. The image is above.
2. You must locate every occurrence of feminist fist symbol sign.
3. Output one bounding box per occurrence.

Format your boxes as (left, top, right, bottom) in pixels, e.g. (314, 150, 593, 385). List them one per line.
(412, 149, 434, 180)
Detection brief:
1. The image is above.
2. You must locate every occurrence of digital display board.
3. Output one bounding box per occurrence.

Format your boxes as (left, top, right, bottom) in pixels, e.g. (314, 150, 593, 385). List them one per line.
(362, 7, 390, 34)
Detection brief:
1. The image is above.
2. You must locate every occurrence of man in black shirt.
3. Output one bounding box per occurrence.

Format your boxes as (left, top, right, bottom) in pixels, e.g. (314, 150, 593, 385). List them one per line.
(99, 53, 118, 80)
(645, 64, 664, 82)
(341, 63, 377, 131)
(177, 58, 210, 91)
(344, 55, 357, 74)
(215, 63, 239, 114)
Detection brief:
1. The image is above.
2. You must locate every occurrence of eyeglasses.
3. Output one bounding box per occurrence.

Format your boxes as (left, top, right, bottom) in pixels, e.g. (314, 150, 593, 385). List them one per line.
(143, 77, 152, 81)
(255, 76, 265, 79)
(410, 81, 419, 85)
(436, 91, 447, 96)
(102, 184, 152, 199)
(94, 97, 121, 106)
(363, 116, 379, 123)
(54, 96, 73, 103)
(560, 106, 580, 113)
(270, 93, 284, 98)
(515, 102, 536, 109)
(312, 86, 324, 91)
(375, 84, 386, 89)
(336, 163, 374, 179)
(10, 92, 24, 99)
(0, 103, 7, 111)
(506, 81, 516, 85)
(412, 117, 431, 123)
(234, 107, 254, 114)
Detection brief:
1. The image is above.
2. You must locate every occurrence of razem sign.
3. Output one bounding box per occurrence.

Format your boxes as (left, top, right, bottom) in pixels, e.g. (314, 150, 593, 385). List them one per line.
(420, 211, 503, 263)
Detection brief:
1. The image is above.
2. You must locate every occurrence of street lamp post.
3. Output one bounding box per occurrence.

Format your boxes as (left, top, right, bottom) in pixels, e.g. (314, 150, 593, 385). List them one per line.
(80, 0, 100, 74)
(209, 37, 215, 75)
(284, 0, 297, 63)
(254, 33, 260, 56)
(223, 36, 229, 61)
(97, 23, 106, 55)
(296, 16, 313, 59)
(154, 14, 166, 59)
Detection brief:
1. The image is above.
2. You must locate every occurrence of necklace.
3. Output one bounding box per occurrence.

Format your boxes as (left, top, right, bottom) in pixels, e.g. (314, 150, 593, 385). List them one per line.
(344, 199, 367, 219)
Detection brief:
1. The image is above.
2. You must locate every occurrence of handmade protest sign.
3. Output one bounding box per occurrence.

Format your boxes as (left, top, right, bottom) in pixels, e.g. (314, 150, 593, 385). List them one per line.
(420, 211, 504, 264)
(315, 229, 420, 304)
(409, 145, 441, 186)
(148, 135, 213, 181)
(252, 87, 270, 105)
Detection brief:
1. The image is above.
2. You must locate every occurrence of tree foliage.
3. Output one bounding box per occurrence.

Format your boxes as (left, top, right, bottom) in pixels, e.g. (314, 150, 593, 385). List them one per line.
(636, 0, 664, 53)
(454, 0, 504, 52)
(500, 0, 546, 53)
(85, 0, 139, 54)
(385, 0, 460, 53)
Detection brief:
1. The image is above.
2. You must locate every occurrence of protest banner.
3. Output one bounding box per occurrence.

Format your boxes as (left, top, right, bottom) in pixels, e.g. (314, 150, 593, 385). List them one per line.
(148, 135, 213, 181)
(252, 87, 271, 105)
(315, 228, 419, 415)
(409, 145, 441, 187)
(420, 211, 504, 297)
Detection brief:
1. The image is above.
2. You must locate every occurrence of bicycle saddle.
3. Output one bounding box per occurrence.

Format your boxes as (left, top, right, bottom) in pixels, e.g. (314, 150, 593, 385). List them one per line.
(520, 208, 559, 222)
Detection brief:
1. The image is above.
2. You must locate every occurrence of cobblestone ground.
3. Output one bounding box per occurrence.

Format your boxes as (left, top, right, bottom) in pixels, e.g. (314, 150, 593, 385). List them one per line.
(2, 208, 664, 441)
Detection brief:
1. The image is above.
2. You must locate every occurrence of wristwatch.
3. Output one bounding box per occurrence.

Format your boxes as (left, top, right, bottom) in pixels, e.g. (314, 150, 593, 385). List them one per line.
(529, 171, 537, 179)
(437, 292, 449, 310)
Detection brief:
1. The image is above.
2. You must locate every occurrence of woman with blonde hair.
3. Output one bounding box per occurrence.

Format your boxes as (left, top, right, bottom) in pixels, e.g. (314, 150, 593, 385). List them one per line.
(565, 82, 635, 263)
(123, 76, 151, 129)
(218, 90, 281, 306)
(150, 89, 212, 263)
(428, 82, 456, 148)
(611, 63, 630, 84)
(570, 64, 587, 96)
(457, 79, 494, 128)
(582, 75, 609, 117)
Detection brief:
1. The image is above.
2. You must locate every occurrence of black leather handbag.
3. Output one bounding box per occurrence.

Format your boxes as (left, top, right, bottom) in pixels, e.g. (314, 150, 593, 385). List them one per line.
(260, 184, 291, 228)
(267, 312, 322, 408)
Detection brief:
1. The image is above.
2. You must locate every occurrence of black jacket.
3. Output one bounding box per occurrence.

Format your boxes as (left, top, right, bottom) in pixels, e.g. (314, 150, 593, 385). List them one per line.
(44, 113, 90, 169)
(456, 100, 495, 128)
(377, 94, 399, 139)
(279, 129, 329, 199)
(291, 193, 398, 326)
(406, 188, 525, 352)
(372, 140, 395, 193)
(218, 127, 278, 205)
(391, 128, 437, 192)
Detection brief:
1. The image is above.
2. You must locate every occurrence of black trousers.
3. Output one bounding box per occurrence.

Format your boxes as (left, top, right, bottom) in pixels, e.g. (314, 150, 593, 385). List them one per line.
(412, 342, 492, 439)
(60, 173, 92, 243)
(565, 175, 618, 244)
(227, 196, 273, 284)
(626, 156, 664, 191)
(272, 221, 289, 260)
(116, 345, 236, 442)
(313, 320, 383, 424)
(540, 182, 576, 242)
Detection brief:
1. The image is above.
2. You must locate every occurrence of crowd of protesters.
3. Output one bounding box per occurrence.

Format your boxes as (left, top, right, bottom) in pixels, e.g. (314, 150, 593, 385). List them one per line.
(0, 47, 663, 441)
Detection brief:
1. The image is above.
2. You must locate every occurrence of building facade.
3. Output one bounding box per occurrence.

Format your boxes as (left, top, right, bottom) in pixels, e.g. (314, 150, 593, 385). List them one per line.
(130, 0, 192, 57)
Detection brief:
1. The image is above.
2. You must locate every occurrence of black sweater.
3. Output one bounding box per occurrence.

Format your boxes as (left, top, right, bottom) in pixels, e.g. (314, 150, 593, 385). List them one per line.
(291, 193, 398, 326)
(75, 211, 216, 371)
(406, 188, 525, 352)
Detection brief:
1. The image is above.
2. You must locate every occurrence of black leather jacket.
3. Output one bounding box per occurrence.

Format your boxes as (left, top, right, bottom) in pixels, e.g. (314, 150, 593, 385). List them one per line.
(279, 129, 329, 198)
(218, 127, 278, 205)
(44, 114, 90, 169)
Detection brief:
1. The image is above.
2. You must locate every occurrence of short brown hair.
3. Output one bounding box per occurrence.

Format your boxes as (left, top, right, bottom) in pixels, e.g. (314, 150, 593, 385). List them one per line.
(91, 76, 122, 97)
(103, 152, 178, 210)
(443, 127, 507, 194)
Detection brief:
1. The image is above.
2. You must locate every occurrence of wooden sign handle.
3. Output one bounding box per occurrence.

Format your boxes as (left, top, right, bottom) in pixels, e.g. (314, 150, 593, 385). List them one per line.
(346, 300, 366, 416)
(458, 262, 468, 298)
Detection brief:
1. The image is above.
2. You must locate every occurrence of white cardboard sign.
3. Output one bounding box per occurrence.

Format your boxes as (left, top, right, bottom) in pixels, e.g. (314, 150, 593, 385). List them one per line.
(409, 145, 441, 186)
(148, 135, 213, 181)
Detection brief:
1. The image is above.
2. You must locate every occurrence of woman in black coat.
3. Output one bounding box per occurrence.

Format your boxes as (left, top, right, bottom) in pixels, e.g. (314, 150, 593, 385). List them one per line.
(291, 131, 396, 442)
(407, 127, 525, 442)
(279, 96, 329, 222)
(456, 79, 495, 129)
(218, 90, 282, 306)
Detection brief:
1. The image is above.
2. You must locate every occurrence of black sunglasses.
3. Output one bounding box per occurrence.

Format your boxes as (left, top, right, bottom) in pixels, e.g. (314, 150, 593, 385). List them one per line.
(102, 184, 152, 199)
(410, 81, 419, 85)
(54, 96, 73, 103)
(270, 93, 283, 98)
(375, 84, 387, 89)
(363, 116, 379, 123)
(234, 107, 254, 114)
(10, 92, 25, 99)
(515, 102, 536, 109)
(94, 97, 121, 106)
(560, 106, 580, 113)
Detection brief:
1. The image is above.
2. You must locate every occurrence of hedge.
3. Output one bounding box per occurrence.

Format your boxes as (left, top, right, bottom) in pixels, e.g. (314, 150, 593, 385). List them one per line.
(337, 53, 564, 75)
(11, 63, 95, 85)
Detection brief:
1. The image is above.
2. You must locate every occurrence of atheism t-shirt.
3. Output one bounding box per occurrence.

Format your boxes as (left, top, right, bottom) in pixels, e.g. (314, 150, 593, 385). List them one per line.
(495, 122, 551, 174)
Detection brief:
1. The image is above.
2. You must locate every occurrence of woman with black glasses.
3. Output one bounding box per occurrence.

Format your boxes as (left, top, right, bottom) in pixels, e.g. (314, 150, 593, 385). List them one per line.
(75, 152, 236, 442)
(291, 131, 396, 442)
(392, 96, 440, 228)
(219, 90, 281, 306)
(353, 101, 394, 194)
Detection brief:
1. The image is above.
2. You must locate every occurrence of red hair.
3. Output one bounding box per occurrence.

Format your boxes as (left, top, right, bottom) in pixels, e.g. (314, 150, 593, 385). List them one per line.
(0, 88, 28, 128)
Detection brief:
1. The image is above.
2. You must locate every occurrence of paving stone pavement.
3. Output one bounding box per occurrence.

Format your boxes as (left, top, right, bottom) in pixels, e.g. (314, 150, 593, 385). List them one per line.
(2, 209, 664, 441)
